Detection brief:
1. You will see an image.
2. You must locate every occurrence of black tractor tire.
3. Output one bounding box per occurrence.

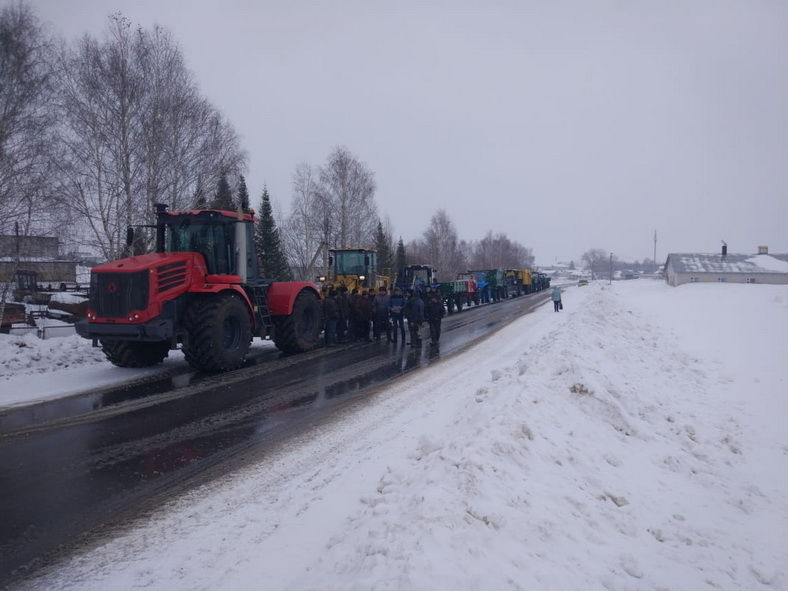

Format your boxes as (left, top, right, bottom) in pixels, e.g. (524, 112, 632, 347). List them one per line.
(272, 289, 322, 354)
(182, 293, 252, 372)
(445, 296, 454, 316)
(455, 296, 464, 312)
(100, 339, 170, 368)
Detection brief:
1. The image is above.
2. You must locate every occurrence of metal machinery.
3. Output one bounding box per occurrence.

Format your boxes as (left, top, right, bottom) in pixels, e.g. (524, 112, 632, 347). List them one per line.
(76, 204, 323, 372)
(401, 264, 435, 299)
(326, 248, 389, 291)
(504, 268, 533, 297)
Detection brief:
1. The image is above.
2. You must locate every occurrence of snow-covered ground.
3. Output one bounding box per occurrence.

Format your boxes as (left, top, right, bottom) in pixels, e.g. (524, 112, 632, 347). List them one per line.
(11, 280, 788, 591)
(0, 333, 275, 408)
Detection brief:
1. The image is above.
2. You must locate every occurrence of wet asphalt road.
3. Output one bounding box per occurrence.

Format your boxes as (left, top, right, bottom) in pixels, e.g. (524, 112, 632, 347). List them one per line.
(0, 292, 549, 584)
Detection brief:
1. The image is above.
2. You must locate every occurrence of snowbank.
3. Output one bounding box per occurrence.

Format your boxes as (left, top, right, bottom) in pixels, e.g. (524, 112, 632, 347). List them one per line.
(17, 281, 788, 590)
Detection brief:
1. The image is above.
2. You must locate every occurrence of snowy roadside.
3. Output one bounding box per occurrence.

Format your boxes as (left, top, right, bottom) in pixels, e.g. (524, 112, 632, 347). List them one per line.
(17, 281, 788, 591)
(0, 335, 275, 409)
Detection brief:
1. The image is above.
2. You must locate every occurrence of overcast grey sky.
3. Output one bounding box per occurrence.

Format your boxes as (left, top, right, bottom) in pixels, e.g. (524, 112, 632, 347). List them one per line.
(26, 0, 788, 264)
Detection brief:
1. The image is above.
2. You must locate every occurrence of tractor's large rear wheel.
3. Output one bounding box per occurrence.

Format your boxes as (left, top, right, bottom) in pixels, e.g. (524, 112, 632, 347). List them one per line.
(100, 339, 170, 368)
(182, 294, 252, 372)
(272, 289, 322, 353)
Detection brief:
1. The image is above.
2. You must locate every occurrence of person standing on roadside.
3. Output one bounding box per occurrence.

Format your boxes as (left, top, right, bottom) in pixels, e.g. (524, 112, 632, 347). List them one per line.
(551, 286, 562, 312)
(389, 286, 406, 344)
(336, 285, 349, 343)
(404, 288, 425, 347)
(323, 289, 339, 346)
(357, 290, 373, 341)
(348, 288, 360, 340)
(372, 286, 392, 342)
(424, 286, 445, 345)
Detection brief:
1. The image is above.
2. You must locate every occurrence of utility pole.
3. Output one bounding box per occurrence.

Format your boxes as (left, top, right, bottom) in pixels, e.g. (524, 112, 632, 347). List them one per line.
(609, 252, 613, 285)
(653, 229, 657, 271)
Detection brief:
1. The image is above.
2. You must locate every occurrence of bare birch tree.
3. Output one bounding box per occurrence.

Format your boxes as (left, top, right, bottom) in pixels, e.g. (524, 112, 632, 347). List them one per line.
(414, 209, 466, 282)
(314, 146, 377, 248)
(54, 14, 246, 260)
(0, 3, 57, 237)
(283, 162, 325, 280)
(469, 231, 535, 269)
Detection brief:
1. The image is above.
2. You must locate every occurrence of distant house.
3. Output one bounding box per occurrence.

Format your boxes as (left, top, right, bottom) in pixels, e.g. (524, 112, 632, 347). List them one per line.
(664, 247, 788, 286)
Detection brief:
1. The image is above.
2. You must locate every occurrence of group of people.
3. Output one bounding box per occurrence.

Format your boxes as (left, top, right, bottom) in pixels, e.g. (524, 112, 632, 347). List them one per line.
(321, 285, 446, 348)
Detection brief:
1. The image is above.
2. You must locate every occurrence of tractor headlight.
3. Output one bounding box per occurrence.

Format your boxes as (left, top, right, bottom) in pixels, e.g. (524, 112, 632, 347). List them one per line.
(359, 275, 366, 280)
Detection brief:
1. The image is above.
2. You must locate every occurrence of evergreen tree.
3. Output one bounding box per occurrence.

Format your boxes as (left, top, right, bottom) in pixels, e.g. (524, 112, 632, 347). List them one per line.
(255, 187, 292, 280)
(374, 220, 393, 282)
(210, 173, 235, 210)
(395, 237, 406, 285)
(237, 175, 250, 211)
(193, 175, 207, 208)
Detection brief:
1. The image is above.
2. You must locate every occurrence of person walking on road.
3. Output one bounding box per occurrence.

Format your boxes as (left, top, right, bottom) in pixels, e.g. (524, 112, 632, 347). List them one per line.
(551, 286, 562, 312)
(404, 288, 425, 347)
(389, 286, 406, 344)
(424, 287, 445, 345)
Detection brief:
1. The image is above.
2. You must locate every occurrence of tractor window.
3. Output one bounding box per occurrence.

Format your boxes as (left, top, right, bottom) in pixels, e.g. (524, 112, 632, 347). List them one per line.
(166, 221, 235, 275)
(406, 268, 431, 289)
(335, 251, 367, 276)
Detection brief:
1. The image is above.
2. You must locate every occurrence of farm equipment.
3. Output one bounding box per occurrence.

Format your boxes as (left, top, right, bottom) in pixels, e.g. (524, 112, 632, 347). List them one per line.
(468, 269, 507, 303)
(76, 204, 323, 372)
(12, 270, 50, 304)
(400, 265, 476, 314)
(326, 248, 389, 291)
(505, 268, 533, 297)
(437, 277, 477, 314)
(532, 272, 551, 292)
(400, 264, 435, 298)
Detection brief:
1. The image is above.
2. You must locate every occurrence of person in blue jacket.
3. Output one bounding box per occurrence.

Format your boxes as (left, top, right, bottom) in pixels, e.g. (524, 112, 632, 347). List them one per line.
(551, 286, 562, 312)
(388, 286, 406, 344)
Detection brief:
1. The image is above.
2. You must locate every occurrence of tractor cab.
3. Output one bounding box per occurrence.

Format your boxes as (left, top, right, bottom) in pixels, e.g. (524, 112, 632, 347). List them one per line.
(327, 248, 386, 290)
(402, 264, 435, 298)
(159, 207, 258, 282)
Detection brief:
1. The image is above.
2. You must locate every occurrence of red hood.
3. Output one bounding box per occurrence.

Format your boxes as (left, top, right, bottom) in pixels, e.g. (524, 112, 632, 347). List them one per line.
(92, 252, 199, 273)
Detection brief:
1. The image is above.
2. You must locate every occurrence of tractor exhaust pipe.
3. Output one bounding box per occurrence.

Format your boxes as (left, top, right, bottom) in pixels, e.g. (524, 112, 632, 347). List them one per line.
(154, 203, 168, 253)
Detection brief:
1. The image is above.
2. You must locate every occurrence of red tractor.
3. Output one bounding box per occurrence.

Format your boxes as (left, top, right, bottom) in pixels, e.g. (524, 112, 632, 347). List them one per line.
(76, 204, 323, 372)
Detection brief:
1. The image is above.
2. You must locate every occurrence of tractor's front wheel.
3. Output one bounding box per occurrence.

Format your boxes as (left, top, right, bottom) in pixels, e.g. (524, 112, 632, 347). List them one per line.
(272, 289, 322, 353)
(100, 339, 170, 368)
(182, 294, 252, 372)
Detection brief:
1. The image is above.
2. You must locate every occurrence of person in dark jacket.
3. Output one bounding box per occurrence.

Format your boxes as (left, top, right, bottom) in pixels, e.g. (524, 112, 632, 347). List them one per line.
(336, 286, 350, 342)
(372, 286, 392, 342)
(323, 289, 339, 346)
(403, 288, 425, 347)
(424, 287, 445, 345)
(348, 288, 360, 340)
(388, 286, 406, 344)
(356, 290, 373, 341)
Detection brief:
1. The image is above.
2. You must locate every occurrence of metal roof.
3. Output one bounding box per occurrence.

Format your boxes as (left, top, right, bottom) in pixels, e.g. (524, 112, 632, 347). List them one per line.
(666, 253, 788, 274)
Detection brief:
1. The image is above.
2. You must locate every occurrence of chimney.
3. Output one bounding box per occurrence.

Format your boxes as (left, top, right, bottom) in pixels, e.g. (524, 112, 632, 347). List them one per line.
(721, 240, 727, 257)
(758, 245, 768, 255)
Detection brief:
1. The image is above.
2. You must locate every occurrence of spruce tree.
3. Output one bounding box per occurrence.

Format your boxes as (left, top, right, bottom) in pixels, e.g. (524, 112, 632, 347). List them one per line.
(210, 173, 235, 210)
(237, 175, 250, 211)
(374, 220, 393, 283)
(254, 187, 292, 280)
(395, 237, 406, 285)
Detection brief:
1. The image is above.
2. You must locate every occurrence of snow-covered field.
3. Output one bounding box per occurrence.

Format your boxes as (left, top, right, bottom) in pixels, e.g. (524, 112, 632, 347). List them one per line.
(11, 280, 788, 591)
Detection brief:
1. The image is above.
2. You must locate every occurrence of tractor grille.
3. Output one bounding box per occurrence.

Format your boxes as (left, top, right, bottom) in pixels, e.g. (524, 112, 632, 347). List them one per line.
(90, 271, 149, 318)
(157, 260, 188, 293)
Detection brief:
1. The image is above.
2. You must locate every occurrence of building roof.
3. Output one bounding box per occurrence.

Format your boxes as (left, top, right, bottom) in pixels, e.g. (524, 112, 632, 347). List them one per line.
(666, 253, 788, 274)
